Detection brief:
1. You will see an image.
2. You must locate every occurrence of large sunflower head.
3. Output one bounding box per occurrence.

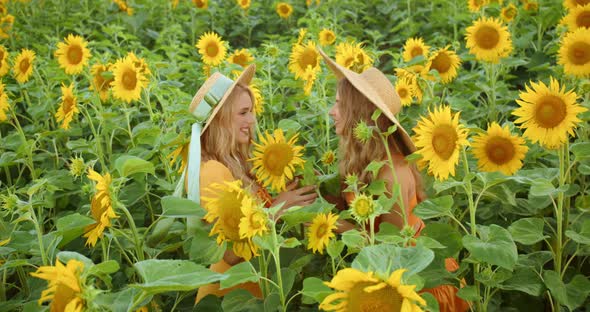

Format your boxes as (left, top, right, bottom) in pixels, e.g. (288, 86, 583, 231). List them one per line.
(471, 123, 528, 175)
(402, 37, 430, 62)
(307, 212, 338, 254)
(201, 180, 259, 260)
(84, 168, 117, 247)
(561, 4, 590, 31)
(513, 77, 587, 149)
(319, 29, 336, 46)
(54, 34, 91, 75)
(239, 197, 269, 239)
(13, 48, 36, 84)
(412, 105, 470, 181)
(465, 17, 513, 63)
(250, 128, 305, 192)
(288, 41, 321, 80)
(564, 0, 590, 10)
(395, 77, 416, 106)
(90, 63, 114, 101)
(335, 41, 373, 73)
(228, 48, 254, 68)
(111, 55, 148, 103)
(55, 83, 79, 130)
(0, 82, 9, 122)
(558, 28, 590, 77)
(501, 3, 518, 22)
(320, 268, 426, 311)
(276, 2, 293, 19)
(30, 258, 86, 312)
(0, 45, 9, 77)
(196, 32, 227, 66)
(426, 46, 461, 83)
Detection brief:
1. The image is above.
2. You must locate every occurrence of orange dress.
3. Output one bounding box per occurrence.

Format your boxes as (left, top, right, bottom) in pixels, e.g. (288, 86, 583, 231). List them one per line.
(194, 160, 263, 304)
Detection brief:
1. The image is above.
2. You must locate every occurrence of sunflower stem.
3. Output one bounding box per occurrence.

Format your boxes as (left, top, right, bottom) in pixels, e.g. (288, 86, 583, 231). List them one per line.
(554, 144, 566, 281)
(117, 201, 144, 261)
(79, 105, 108, 171)
(9, 109, 36, 180)
(101, 236, 109, 262)
(270, 222, 286, 311)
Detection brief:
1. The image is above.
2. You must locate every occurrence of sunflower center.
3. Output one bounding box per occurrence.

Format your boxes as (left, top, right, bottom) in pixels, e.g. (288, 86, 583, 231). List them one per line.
(249, 211, 266, 230)
(262, 143, 294, 176)
(218, 191, 244, 241)
(0, 50, 4, 60)
(206, 42, 219, 57)
(431, 52, 451, 73)
(280, 5, 289, 14)
(576, 0, 590, 5)
(324, 33, 335, 42)
(485, 136, 515, 165)
(504, 8, 517, 19)
(233, 54, 248, 67)
(568, 41, 590, 65)
(344, 55, 356, 68)
(298, 49, 319, 70)
(67, 45, 83, 65)
(353, 199, 373, 217)
(19, 58, 30, 73)
(63, 96, 75, 114)
(398, 87, 409, 98)
(410, 46, 423, 57)
(316, 223, 328, 237)
(431, 125, 458, 160)
(534, 95, 567, 128)
(122, 69, 137, 90)
(475, 25, 500, 49)
(576, 12, 590, 29)
(347, 282, 403, 312)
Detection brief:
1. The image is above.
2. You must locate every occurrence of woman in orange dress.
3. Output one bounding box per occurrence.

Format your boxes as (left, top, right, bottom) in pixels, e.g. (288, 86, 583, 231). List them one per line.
(182, 64, 317, 304)
(319, 50, 470, 312)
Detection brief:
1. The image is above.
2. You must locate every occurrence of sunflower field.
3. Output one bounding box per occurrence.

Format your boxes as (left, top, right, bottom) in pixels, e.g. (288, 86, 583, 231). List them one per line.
(1, 0, 590, 311)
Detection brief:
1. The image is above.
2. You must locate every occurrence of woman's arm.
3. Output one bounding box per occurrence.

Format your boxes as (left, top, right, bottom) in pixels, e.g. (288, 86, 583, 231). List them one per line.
(376, 157, 415, 230)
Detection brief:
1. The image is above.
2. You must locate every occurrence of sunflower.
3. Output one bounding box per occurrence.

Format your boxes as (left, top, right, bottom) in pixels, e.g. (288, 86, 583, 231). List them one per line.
(335, 42, 373, 73)
(0, 82, 9, 122)
(196, 32, 227, 66)
(90, 63, 114, 101)
(0, 45, 10, 77)
(237, 0, 250, 10)
(402, 37, 430, 62)
(276, 2, 293, 19)
(319, 29, 336, 46)
(297, 28, 308, 45)
(468, 0, 489, 12)
(471, 123, 528, 175)
(513, 77, 587, 149)
(55, 83, 79, 130)
(201, 180, 259, 260)
(288, 40, 321, 80)
(113, 0, 133, 15)
(54, 34, 91, 75)
(84, 168, 117, 247)
(426, 46, 461, 83)
(302, 66, 317, 95)
(558, 28, 590, 77)
(111, 55, 148, 103)
(0, 14, 14, 39)
(192, 0, 208, 9)
(171, 0, 179, 8)
(412, 105, 470, 181)
(524, 0, 538, 11)
(561, 4, 590, 31)
(239, 199, 268, 239)
(396, 77, 416, 106)
(320, 268, 426, 311)
(501, 3, 518, 22)
(564, 0, 590, 10)
(30, 258, 85, 312)
(321, 150, 336, 165)
(307, 212, 338, 254)
(69, 156, 86, 179)
(228, 48, 254, 68)
(249, 80, 264, 115)
(167, 142, 189, 173)
(465, 17, 513, 63)
(350, 194, 375, 223)
(250, 128, 305, 192)
(126, 52, 151, 76)
(13, 48, 35, 84)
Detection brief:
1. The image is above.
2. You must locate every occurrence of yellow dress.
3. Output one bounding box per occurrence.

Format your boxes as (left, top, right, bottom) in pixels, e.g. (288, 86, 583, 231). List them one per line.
(194, 160, 263, 304)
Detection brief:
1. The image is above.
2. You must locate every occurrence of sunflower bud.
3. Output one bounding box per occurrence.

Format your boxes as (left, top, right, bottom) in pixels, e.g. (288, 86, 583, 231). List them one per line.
(353, 120, 373, 143)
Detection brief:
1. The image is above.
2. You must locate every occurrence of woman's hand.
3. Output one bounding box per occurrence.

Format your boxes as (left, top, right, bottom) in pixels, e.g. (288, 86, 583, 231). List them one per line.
(271, 178, 318, 218)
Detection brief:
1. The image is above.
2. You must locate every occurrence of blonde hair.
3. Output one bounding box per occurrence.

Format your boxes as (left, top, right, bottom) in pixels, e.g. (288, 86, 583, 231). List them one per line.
(336, 79, 426, 202)
(200, 83, 256, 187)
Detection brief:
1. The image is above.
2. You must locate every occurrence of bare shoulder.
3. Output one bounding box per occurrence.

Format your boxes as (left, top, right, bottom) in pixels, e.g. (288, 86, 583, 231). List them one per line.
(376, 154, 415, 190)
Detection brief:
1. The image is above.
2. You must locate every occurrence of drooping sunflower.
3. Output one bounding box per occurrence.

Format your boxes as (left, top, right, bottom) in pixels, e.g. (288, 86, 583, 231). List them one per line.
(307, 212, 338, 254)
(412, 105, 470, 181)
(561, 4, 590, 31)
(471, 123, 528, 175)
(54, 34, 91, 75)
(320, 268, 426, 311)
(250, 128, 305, 192)
(288, 40, 320, 79)
(564, 0, 590, 10)
(465, 17, 513, 63)
(196, 32, 227, 66)
(228, 48, 254, 68)
(350, 194, 375, 223)
(396, 77, 415, 106)
(302, 66, 317, 95)
(501, 3, 518, 22)
(192, 0, 208, 9)
(237, 0, 250, 10)
(0, 45, 10, 77)
(30, 258, 86, 312)
(468, 0, 489, 12)
(201, 180, 259, 260)
(402, 37, 430, 62)
(335, 42, 373, 73)
(426, 46, 461, 83)
(558, 28, 590, 77)
(90, 63, 114, 101)
(167, 141, 189, 173)
(0, 82, 9, 122)
(110, 55, 148, 103)
(84, 168, 117, 247)
(319, 29, 336, 46)
(249, 80, 264, 115)
(513, 77, 587, 149)
(394, 67, 424, 103)
(13, 48, 35, 84)
(239, 198, 268, 239)
(276, 2, 293, 19)
(55, 83, 79, 130)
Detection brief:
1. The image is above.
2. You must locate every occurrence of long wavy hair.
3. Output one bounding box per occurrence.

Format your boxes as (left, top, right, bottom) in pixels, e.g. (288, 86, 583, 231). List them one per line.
(336, 78, 426, 202)
(200, 83, 257, 187)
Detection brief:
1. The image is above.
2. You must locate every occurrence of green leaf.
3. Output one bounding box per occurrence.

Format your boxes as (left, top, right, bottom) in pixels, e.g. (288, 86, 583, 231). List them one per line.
(160, 196, 204, 218)
(56, 251, 94, 269)
(282, 237, 301, 248)
(543, 270, 568, 307)
(413, 195, 453, 219)
(352, 245, 434, 277)
(499, 266, 544, 296)
(365, 180, 386, 196)
(433, 178, 464, 194)
(115, 155, 155, 177)
(131, 259, 227, 294)
(364, 161, 385, 178)
(301, 277, 332, 303)
(529, 179, 567, 198)
(146, 218, 175, 247)
(421, 223, 463, 258)
(221, 289, 261, 312)
(341, 230, 365, 249)
(219, 262, 259, 290)
(415, 236, 446, 249)
(457, 285, 481, 301)
(187, 228, 225, 265)
(374, 222, 403, 244)
(462, 225, 518, 270)
(327, 240, 344, 258)
(277, 119, 302, 134)
(565, 219, 590, 245)
(508, 218, 548, 245)
(564, 274, 590, 311)
(571, 142, 590, 162)
(55, 213, 95, 247)
(89, 260, 120, 275)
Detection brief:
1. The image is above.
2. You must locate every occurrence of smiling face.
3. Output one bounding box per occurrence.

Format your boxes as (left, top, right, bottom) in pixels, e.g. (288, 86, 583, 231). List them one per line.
(231, 88, 256, 144)
(329, 91, 344, 135)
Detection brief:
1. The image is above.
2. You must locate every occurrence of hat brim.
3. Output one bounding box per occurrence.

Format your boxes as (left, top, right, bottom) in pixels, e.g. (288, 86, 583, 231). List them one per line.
(318, 48, 416, 154)
(189, 64, 256, 133)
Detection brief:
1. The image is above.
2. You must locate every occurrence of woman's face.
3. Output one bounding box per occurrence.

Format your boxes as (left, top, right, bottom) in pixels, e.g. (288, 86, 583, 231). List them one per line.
(329, 91, 344, 135)
(231, 89, 256, 144)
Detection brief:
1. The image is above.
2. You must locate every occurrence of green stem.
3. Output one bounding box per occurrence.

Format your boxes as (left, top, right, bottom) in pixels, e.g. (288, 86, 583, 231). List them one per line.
(101, 237, 109, 262)
(79, 106, 108, 171)
(29, 203, 47, 266)
(10, 110, 36, 179)
(117, 201, 144, 261)
(270, 223, 286, 310)
(555, 145, 566, 276)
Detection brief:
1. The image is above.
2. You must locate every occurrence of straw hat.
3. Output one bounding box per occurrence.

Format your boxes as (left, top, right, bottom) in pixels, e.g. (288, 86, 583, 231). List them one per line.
(188, 64, 256, 132)
(318, 49, 416, 155)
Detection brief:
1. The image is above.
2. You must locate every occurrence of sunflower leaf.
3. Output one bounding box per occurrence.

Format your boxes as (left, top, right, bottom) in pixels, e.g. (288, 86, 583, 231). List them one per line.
(352, 245, 434, 277)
